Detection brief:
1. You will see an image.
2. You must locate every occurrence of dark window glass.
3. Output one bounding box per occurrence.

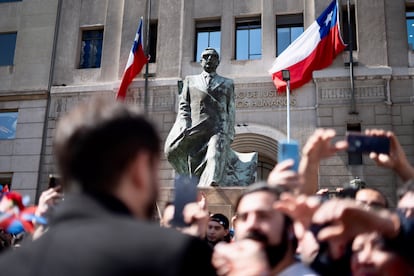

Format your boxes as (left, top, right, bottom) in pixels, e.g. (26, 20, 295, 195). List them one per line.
(0, 111, 18, 139)
(406, 10, 414, 50)
(257, 156, 275, 181)
(236, 18, 261, 60)
(148, 21, 158, 63)
(0, 33, 17, 66)
(79, 29, 104, 69)
(276, 14, 304, 56)
(0, 0, 22, 2)
(341, 4, 357, 51)
(347, 123, 362, 165)
(0, 173, 12, 190)
(195, 20, 221, 61)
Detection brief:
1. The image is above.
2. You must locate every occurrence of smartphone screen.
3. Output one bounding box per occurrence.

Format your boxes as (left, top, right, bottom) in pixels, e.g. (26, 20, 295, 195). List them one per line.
(171, 175, 198, 228)
(346, 132, 390, 154)
(278, 140, 300, 172)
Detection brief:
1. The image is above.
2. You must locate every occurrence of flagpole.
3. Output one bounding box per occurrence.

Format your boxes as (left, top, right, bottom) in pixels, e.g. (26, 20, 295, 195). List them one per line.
(282, 70, 291, 142)
(286, 80, 291, 142)
(144, 0, 151, 116)
(347, 0, 357, 114)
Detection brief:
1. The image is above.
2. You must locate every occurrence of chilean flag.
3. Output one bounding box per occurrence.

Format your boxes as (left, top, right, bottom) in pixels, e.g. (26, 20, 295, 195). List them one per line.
(116, 18, 148, 100)
(269, 0, 346, 92)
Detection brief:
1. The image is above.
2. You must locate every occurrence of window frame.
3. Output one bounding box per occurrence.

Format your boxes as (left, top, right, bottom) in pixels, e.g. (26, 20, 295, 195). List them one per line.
(406, 7, 414, 51)
(78, 27, 104, 69)
(341, 4, 357, 51)
(0, 109, 18, 140)
(256, 155, 275, 182)
(148, 20, 158, 63)
(0, 173, 13, 190)
(235, 17, 262, 60)
(347, 123, 362, 165)
(194, 20, 221, 62)
(276, 13, 304, 57)
(0, 32, 17, 66)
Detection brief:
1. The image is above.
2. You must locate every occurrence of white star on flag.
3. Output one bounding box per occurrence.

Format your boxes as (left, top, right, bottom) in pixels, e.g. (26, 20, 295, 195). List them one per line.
(325, 11, 333, 26)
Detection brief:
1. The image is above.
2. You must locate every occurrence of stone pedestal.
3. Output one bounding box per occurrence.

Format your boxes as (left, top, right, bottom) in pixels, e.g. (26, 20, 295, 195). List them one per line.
(158, 186, 248, 222)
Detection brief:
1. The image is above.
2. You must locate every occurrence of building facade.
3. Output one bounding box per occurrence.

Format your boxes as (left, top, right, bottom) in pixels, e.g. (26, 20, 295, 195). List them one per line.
(1, 0, 414, 207)
(0, 0, 59, 201)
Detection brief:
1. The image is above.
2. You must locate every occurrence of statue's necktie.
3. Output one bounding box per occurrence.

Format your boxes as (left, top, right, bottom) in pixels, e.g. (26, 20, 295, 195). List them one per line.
(206, 75, 212, 88)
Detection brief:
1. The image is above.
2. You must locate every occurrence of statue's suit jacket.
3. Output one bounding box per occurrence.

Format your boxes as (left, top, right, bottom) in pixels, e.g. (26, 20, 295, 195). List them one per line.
(165, 72, 235, 176)
(0, 193, 216, 276)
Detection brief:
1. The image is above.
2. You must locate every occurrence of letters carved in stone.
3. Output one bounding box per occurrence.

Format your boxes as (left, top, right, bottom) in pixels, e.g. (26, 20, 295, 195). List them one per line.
(235, 88, 296, 109)
(320, 85, 385, 102)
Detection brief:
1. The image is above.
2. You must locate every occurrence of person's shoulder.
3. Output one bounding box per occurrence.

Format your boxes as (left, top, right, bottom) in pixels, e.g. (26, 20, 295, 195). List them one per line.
(215, 75, 234, 84)
(118, 223, 215, 275)
(185, 74, 201, 81)
(0, 241, 38, 275)
(280, 262, 319, 276)
(117, 219, 201, 246)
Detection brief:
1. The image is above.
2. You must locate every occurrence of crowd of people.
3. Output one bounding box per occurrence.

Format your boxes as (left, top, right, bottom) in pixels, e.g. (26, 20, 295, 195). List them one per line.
(0, 98, 413, 275)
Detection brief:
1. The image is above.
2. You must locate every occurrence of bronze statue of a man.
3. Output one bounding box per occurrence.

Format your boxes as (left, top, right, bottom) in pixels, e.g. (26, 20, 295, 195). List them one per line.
(165, 48, 235, 186)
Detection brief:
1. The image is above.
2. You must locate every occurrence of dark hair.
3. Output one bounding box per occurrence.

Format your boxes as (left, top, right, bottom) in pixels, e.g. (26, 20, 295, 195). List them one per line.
(235, 182, 287, 212)
(54, 97, 160, 193)
(210, 213, 230, 230)
(201, 47, 220, 60)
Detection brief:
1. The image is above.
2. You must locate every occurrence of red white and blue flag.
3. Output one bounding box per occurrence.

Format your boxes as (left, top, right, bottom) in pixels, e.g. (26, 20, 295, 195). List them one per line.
(116, 18, 148, 100)
(269, 0, 346, 92)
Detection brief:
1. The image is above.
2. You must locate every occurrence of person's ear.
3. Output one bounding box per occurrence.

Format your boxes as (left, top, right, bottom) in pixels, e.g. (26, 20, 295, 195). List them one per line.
(129, 152, 151, 191)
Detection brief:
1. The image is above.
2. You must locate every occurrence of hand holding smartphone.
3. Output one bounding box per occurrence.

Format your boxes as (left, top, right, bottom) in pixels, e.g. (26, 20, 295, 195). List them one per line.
(278, 140, 300, 172)
(48, 174, 62, 192)
(171, 175, 198, 228)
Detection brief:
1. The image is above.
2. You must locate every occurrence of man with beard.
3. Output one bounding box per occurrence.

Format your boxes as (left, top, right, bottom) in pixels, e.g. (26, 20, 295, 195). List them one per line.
(212, 182, 317, 275)
(0, 98, 215, 276)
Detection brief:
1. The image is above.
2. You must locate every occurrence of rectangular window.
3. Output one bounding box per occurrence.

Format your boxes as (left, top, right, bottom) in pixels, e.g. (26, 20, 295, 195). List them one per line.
(276, 14, 304, 56)
(0, 111, 18, 140)
(347, 123, 362, 165)
(235, 17, 261, 60)
(0, 0, 22, 2)
(0, 173, 12, 190)
(79, 29, 104, 69)
(0, 32, 17, 66)
(149, 21, 158, 63)
(195, 20, 221, 62)
(341, 4, 357, 51)
(406, 9, 414, 50)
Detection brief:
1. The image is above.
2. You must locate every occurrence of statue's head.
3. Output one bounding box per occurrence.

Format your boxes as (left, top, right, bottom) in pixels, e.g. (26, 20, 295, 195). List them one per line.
(200, 47, 220, 73)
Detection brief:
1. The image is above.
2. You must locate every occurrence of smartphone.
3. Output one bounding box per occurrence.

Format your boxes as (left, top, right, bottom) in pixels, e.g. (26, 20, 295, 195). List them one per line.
(171, 175, 198, 228)
(278, 140, 300, 172)
(48, 174, 61, 190)
(346, 132, 390, 154)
